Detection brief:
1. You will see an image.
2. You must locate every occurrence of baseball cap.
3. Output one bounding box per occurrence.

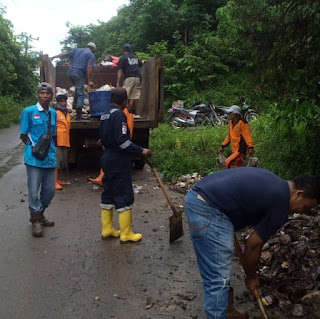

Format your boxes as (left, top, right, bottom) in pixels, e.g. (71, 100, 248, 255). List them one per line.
(111, 87, 128, 101)
(122, 43, 132, 52)
(37, 82, 53, 94)
(226, 105, 241, 115)
(87, 42, 96, 50)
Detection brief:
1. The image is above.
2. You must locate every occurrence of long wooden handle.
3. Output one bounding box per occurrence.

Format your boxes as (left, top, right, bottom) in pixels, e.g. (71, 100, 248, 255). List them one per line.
(234, 236, 269, 319)
(151, 167, 179, 217)
(253, 289, 269, 319)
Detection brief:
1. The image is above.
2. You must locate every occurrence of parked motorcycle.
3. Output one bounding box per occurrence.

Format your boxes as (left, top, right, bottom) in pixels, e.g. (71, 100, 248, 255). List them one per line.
(215, 97, 259, 124)
(167, 101, 222, 128)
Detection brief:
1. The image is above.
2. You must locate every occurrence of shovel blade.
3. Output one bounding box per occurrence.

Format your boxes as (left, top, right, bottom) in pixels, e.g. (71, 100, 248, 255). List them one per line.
(169, 213, 183, 243)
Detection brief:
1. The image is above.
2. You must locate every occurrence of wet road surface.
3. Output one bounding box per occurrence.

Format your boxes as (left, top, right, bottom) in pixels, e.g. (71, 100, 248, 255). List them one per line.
(0, 125, 271, 319)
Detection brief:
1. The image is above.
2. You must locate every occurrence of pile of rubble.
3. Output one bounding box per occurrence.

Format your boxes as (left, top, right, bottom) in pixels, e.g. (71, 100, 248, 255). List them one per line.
(54, 84, 113, 120)
(240, 210, 320, 318)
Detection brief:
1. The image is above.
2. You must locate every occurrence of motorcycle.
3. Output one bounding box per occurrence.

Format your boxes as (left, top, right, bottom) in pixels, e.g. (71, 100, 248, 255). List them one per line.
(167, 101, 222, 128)
(238, 97, 259, 123)
(215, 97, 259, 124)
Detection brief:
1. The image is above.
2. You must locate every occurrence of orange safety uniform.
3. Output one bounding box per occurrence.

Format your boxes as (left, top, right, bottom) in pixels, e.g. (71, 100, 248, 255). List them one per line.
(56, 109, 71, 147)
(123, 107, 134, 138)
(222, 119, 254, 169)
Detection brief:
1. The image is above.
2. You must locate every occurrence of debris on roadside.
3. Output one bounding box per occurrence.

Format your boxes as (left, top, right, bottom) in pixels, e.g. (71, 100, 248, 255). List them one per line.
(238, 208, 320, 318)
(169, 173, 202, 193)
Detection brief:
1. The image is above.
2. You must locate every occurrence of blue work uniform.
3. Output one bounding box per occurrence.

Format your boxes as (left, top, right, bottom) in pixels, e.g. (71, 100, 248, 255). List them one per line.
(99, 105, 143, 211)
(20, 103, 57, 168)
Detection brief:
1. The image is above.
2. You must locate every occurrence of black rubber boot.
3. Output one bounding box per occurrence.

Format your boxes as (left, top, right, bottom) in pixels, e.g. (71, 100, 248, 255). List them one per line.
(226, 287, 249, 319)
(30, 212, 44, 237)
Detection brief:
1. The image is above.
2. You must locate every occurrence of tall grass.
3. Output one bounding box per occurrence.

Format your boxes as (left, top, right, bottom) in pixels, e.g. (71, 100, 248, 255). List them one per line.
(150, 108, 320, 181)
(150, 123, 228, 180)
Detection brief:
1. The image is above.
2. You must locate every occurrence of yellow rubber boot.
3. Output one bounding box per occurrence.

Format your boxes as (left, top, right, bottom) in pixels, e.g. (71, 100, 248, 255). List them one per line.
(101, 209, 120, 239)
(119, 209, 142, 243)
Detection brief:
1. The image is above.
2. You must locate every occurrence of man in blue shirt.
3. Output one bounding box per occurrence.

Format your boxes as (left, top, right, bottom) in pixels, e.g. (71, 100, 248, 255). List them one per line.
(50, 42, 96, 119)
(185, 167, 320, 319)
(20, 82, 57, 237)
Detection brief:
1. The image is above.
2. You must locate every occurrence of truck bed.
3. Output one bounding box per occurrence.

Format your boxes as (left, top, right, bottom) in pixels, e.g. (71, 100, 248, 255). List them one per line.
(70, 116, 157, 130)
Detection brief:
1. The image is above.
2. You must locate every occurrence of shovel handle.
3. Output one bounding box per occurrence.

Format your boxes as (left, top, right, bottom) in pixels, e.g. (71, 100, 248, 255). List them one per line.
(151, 167, 179, 217)
(253, 289, 269, 319)
(234, 236, 269, 319)
(144, 156, 179, 217)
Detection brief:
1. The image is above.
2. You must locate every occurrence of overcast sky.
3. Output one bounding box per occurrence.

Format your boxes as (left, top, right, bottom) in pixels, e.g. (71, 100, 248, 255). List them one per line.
(1, 0, 129, 56)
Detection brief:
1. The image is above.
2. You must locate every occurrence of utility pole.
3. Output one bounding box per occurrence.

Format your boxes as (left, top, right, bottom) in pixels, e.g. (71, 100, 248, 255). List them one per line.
(20, 33, 39, 55)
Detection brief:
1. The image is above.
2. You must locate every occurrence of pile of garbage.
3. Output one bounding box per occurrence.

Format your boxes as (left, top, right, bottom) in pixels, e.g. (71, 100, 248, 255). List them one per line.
(240, 209, 320, 318)
(54, 84, 113, 120)
(170, 173, 202, 193)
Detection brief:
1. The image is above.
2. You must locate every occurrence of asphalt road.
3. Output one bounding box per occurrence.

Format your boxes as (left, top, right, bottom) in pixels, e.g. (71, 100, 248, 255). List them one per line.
(0, 125, 266, 319)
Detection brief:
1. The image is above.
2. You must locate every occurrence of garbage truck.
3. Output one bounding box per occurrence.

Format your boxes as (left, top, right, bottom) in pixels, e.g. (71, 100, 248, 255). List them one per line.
(40, 54, 164, 169)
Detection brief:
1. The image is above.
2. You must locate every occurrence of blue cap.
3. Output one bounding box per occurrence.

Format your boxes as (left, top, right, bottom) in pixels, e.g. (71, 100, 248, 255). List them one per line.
(122, 43, 132, 52)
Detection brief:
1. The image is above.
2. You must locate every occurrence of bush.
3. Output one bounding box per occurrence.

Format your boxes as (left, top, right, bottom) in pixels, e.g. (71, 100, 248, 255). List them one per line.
(150, 123, 228, 180)
(251, 102, 320, 178)
(151, 101, 320, 182)
(0, 96, 23, 128)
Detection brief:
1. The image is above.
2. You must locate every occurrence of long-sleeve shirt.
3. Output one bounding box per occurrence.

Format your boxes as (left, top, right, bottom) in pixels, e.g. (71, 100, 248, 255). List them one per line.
(222, 119, 254, 154)
(99, 105, 143, 171)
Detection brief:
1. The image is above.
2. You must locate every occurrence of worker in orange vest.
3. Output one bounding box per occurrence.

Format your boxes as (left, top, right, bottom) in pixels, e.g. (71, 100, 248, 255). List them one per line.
(55, 94, 71, 190)
(88, 106, 134, 186)
(218, 105, 254, 169)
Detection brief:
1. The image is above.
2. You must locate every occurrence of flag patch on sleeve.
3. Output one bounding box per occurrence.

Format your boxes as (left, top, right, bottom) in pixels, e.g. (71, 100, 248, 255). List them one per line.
(122, 122, 127, 134)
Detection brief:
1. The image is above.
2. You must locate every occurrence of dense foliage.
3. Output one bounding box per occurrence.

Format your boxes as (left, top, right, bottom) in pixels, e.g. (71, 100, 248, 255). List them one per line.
(0, 1, 319, 178)
(0, 5, 39, 127)
(56, 0, 319, 178)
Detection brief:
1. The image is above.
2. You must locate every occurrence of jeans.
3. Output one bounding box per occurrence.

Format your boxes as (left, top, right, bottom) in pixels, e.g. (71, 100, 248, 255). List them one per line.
(185, 189, 234, 319)
(68, 73, 85, 108)
(26, 165, 55, 213)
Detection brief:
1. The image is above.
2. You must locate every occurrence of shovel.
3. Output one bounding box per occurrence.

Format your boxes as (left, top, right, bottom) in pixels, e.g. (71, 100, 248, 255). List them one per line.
(234, 236, 280, 319)
(144, 156, 183, 243)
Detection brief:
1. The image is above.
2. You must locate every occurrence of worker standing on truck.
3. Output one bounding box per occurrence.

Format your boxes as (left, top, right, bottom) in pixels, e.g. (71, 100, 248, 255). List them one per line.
(55, 93, 71, 190)
(116, 43, 144, 115)
(19, 82, 56, 237)
(218, 105, 254, 169)
(185, 167, 320, 319)
(88, 105, 134, 186)
(99, 87, 150, 243)
(50, 42, 96, 120)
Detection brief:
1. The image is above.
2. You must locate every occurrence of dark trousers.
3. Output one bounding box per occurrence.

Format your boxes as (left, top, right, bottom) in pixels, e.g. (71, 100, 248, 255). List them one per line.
(101, 169, 134, 211)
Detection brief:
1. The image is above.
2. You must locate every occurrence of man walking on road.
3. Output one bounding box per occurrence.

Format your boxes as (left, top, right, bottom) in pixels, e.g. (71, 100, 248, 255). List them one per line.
(185, 167, 320, 319)
(20, 82, 57, 237)
(99, 87, 150, 243)
(50, 42, 96, 120)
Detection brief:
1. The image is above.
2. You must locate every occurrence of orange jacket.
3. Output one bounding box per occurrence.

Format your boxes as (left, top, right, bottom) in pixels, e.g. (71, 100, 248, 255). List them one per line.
(56, 109, 71, 147)
(123, 107, 134, 138)
(222, 119, 254, 154)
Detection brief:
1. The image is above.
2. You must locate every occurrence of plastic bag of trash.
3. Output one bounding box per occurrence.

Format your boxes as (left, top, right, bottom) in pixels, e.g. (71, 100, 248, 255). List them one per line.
(216, 154, 226, 169)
